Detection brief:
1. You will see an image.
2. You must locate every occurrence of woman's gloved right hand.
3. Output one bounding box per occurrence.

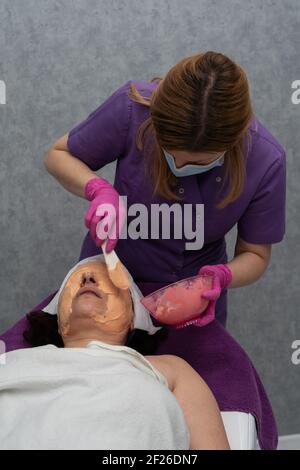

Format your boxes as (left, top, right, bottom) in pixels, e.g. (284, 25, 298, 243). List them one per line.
(84, 177, 125, 253)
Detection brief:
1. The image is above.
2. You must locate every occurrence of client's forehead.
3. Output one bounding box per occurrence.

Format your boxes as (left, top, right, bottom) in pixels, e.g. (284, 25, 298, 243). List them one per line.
(74, 262, 134, 308)
(73, 261, 107, 273)
(64, 261, 115, 290)
(61, 261, 133, 308)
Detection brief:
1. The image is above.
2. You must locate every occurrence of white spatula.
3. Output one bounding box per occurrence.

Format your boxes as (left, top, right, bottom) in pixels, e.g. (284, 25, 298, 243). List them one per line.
(102, 239, 131, 290)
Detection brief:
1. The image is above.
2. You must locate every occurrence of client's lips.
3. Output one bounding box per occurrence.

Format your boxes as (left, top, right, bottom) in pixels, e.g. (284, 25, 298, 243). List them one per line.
(77, 286, 102, 298)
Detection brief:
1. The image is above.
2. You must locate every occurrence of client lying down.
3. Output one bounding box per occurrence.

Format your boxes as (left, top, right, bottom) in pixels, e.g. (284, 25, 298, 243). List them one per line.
(0, 256, 230, 450)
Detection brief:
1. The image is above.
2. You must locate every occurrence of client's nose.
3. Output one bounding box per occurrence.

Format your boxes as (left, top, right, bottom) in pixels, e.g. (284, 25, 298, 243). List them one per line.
(80, 271, 96, 286)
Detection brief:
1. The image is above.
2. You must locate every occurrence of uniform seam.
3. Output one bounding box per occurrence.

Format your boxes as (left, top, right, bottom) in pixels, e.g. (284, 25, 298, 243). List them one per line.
(250, 128, 286, 157)
(237, 151, 286, 242)
(255, 152, 285, 195)
(68, 83, 133, 159)
(238, 153, 285, 223)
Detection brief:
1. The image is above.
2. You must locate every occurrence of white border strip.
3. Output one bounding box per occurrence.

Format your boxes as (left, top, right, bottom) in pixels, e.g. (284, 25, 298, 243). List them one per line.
(277, 434, 300, 450)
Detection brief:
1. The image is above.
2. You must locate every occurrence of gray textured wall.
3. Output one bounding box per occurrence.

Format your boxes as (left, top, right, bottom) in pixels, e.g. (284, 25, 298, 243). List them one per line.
(0, 0, 299, 435)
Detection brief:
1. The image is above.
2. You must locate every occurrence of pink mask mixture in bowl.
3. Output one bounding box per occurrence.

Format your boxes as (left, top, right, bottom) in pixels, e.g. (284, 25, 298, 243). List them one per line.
(140, 274, 213, 326)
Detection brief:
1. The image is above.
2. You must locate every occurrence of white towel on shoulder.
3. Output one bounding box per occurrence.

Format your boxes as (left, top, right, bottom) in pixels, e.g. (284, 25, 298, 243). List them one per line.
(0, 341, 190, 450)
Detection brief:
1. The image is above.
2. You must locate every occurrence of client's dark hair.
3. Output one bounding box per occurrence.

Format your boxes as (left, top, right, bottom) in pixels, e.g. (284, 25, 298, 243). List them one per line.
(23, 311, 168, 355)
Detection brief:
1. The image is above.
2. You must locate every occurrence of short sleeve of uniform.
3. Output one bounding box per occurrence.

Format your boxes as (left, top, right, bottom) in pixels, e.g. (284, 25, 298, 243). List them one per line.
(237, 152, 286, 244)
(67, 81, 132, 171)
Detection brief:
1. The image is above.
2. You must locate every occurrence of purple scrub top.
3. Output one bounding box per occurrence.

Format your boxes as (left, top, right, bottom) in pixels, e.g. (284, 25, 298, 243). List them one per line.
(67, 79, 286, 326)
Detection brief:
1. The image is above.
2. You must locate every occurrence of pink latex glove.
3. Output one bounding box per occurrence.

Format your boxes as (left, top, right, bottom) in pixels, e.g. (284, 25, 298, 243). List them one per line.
(197, 264, 233, 324)
(84, 177, 125, 253)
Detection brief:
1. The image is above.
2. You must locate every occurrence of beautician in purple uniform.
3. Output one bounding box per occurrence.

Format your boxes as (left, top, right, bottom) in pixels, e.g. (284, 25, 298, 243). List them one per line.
(45, 51, 286, 328)
(0, 51, 286, 449)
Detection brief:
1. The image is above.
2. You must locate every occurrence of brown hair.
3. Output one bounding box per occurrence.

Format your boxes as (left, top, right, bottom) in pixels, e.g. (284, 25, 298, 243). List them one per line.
(126, 51, 254, 208)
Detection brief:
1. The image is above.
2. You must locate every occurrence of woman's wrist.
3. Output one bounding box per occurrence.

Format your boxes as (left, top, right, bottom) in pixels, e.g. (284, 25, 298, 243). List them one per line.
(227, 251, 268, 288)
(84, 177, 110, 201)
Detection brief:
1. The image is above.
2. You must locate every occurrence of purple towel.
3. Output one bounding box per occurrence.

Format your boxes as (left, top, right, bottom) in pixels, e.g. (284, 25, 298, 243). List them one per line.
(0, 288, 277, 450)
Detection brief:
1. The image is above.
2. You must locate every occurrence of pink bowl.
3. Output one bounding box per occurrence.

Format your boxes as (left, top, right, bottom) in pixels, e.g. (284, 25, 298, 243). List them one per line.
(140, 274, 213, 325)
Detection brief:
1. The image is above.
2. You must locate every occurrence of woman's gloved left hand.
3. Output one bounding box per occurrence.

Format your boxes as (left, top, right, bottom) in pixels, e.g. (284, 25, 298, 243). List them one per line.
(197, 264, 233, 322)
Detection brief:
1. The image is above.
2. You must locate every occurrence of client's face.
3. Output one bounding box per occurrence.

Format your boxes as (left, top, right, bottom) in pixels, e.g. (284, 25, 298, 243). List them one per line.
(57, 261, 134, 342)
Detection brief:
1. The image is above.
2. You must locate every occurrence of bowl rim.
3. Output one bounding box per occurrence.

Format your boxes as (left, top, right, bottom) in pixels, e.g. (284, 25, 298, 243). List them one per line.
(141, 273, 213, 300)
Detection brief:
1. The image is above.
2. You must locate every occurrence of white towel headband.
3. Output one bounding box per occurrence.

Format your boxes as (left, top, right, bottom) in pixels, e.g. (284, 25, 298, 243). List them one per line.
(42, 254, 161, 335)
